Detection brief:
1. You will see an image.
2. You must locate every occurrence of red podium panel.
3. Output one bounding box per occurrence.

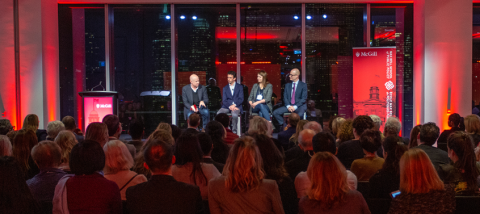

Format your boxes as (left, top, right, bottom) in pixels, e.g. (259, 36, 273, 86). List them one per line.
(79, 91, 118, 131)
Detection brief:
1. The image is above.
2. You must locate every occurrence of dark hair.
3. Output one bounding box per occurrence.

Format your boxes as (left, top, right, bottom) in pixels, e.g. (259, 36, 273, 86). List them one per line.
(352, 115, 375, 136)
(288, 113, 300, 127)
(408, 125, 422, 149)
(205, 121, 229, 164)
(381, 136, 407, 175)
(0, 119, 13, 135)
(198, 133, 213, 155)
(419, 122, 440, 146)
(188, 113, 201, 127)
(447, 132, 479, 190)
(312, 132, 337, 154)
(359, 129, 382, 153)
(227, 70, 237, 79)
(129, 119, 144, 139)
(31, 140, 62, 168)
(449, 113, 465, 130)
(69, 140, 105, 175)
(144, 139, 173, 173)
(13, 129, 38, 174)
(170, 124, 182, 142)
(252, 134, 287, 182)
(215, 113, 230, 128)
(102, 114, 120, 137)
(175, 133, 207, 185)
(61, 116, 77, 130)
(0, 156, 38, 213)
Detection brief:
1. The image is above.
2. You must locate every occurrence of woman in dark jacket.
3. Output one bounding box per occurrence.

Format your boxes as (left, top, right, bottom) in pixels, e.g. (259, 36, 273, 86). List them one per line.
(248, 70, 273, 121)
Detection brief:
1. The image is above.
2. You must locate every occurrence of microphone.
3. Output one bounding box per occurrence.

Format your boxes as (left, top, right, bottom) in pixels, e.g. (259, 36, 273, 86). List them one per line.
(91, 81, 105, 91)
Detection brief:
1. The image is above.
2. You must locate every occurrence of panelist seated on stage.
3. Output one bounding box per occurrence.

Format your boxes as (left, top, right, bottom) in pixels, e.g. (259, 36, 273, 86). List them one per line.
(182, 74, 209, 129)
(216, 71, 244, 134)
(273, 68, 308, 127)
(248, 70, 273, 121)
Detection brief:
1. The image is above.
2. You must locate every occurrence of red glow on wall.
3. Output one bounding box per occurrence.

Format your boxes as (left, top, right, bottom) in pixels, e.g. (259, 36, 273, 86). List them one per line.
(215, 31, 277, 40)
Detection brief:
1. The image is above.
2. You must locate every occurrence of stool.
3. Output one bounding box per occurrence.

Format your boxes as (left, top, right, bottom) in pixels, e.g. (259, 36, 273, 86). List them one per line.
(226, 113, 241, 136)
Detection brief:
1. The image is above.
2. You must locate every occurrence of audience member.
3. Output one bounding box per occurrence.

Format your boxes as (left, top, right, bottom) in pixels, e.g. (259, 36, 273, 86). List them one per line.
(416, 122, 450, 172)
(208, 137, 285, 214)
(126, 139, 203, 214)
(384, 117, 405, 146)
(198, 132, 224, 173)
(387, 148, 455, 214)
(438, 132, 480, 195)
(215, 113, 239, 145)
(103, 140, 147, 201)
(156, 122, 172, 134)
(170, 124, 182, 142)
(172, 133, 221, 200)
(127, 119, 144, 155)
(205, 121, 230, 164)
(408, 125, 422, 149)
(298, 152, 370, 214)
(85, 122, 109, 147)
(54, 140, 121, 213)
(27, 141, 66, 203)
(133, 129, 174, 179)
(54, 130, 78, 172)
(337, 115, 375, 169)
(464, 114, 480, 146)
(187, 113, 201, 132)
(0, 119, 13, 135)
(438, 113, 465, 144)
(286, 129, 316, 180)
(6, 130, 17, 145)
(336, 119, 354, 146)
(248, 116, 285, 155)
(46, 121, 65, 141)
(295, 132, 358, 199)
(370, 115, 382, 133)
(0, 135, 12, 156)
(288, 120, 308, 147)
(13, 129, 39, 179)
(303, 121, 323, 134)
(331, 117, 345, 138)
(253, 133, 298, 214)
(278, 113, 300, 150)
(61, 116, 84, 142)
(306, 100, 322, 121)
(350, 130, 384, 181)
(285, 121, 320, 162)
(0, 156, 39, 213)
(23, 114, 47, 141)
(369, 136, 408, 198)
(103, 114, 136, 158)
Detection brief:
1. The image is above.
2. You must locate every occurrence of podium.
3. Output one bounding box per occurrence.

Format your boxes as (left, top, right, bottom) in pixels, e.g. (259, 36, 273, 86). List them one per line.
(78, 91, 118, 131)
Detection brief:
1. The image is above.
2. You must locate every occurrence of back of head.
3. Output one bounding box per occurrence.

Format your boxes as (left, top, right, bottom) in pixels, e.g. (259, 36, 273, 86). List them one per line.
(188, 113, 201, 128)
(224, 136, 264, 192)
(61, 116, 77, 131)
(464, 115, 480, 135)
(54, 130, 77, 164)
(352, 115, 374, 136)
(170, 124, 182, 142)
(0, 135, 12, 156)
(382, 136, 407, 174)
(31, 140, 62, 169)
(248, 116, 268, 135)
(288, 113, 300, 127)
(384, 117, 401, 137)
(298, 129, 316, 150)
(419, 122, 440, 146)
(399, 148, 444, 194)
(69, 140, 105, 175)
(337, 119, 354, 143)
(408, 125, 422, 149)
(175, 132, 203, 165)
(449, 113, 465, 130)
(205, 121, 225, 141)
(46, 121, 65, 139)
(198, 133, 213, 156)
(103, 140, 134, 174)
(143, 139, 173, 174)
(148, 129, 175, 146)
(0, 119, 13, 135)
(447, 132, 479, 189)
(22, 114, 39, 132)
(215, 113, 230, 128)
(0, 156, 37, 213)
(102, 114, 120, 137)
(306, 152, 349, 208)
(369, 115, 382, 131)
(303, 121, 323, 134)
(129, 119, 144, 140)
(13, 129, 38, 172)
(156, 122, 172, 134)
(312, 132, 336, 154)
(331, 117, 345, 135)
(252, 134, 286, 181)
(359, 130, 382, 153)
(85, 122, 108, 146)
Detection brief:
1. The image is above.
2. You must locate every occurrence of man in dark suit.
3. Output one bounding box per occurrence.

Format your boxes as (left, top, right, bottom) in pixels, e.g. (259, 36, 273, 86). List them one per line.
(182, 74, 209, 129)
(273, 68, 308, 128)
(278, 113, 300, 150)
(216, 71, 244, 134)
(126, 140, 203, 214)
(415, 122, 450, 172)
(285, 129, 315, 180)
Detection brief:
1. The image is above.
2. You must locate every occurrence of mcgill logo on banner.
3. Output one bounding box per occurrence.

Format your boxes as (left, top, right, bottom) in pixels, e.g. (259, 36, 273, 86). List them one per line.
(356, 51, 378, 57)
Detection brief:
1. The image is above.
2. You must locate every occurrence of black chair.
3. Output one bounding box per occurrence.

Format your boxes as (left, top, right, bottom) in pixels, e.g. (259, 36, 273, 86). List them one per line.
(122, 200, 128, 214)
(366, 198, 391, 214)
(455, 196, 480, 214)
(357, 181, 370, 199)
(38, 201, 53, 214)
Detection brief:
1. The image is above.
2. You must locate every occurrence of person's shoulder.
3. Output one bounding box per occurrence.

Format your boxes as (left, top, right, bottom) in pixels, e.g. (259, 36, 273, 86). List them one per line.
(182, 84, 190, 90)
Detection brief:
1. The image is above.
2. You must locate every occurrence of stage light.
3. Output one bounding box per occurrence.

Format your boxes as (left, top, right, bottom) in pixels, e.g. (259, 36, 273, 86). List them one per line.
(192, 16, 197, 20)
(306, 15, 312, 20)
(180, 15, 185, 19)
(323, 14, 327, 19)
(293, 15, 299, 20)
(166, 15, 171, 20)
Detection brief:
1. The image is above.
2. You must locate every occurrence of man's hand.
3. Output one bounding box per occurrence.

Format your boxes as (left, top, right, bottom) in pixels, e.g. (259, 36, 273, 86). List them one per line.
(288, 106, 295, 112)
(191, 105, 198, 112)
(232, 107, 239, 111)
(229, 104, 236, 111)
(199, 101, 206, 108)
(251, 102, 257, 109)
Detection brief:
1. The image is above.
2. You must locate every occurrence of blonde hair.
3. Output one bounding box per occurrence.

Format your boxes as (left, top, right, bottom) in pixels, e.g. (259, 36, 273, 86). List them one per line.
(290, 120, 309, 144)
(148, 129, 174, 145)
(0, 135, 12, 156)
(103, 140, 134, 174)
(156, 122, 172, 135)
(54, 130, 77, 164)
(337, 119, 354, 143)
(332, 117, 346, 135)
(224, 136, 265, 192)
(85, 122, 109, 147)
(248, 116, 269, 136)
(22, 114, 39, 132)
(464, 115, 480, 135)
(399, 148, 444, 194)
(307, 152, 349, 209)
(257, 71, 269, 88)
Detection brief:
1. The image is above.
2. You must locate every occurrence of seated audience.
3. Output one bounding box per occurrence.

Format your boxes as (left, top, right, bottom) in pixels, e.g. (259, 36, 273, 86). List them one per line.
(337, 115, 375, 169)
(438, 132, 480, 195)
(156, 122, 172, 134)
(13, 129, 39, 179)
(85, 122, 109, 147)
(369, 136, 407, 198)
(62, 116, 84, 142)
(278, 113, 300, 150)
(27, 141, 67, 202)
(0, 156, 39, 213)
(46, 121, 65, 141)
(350, 130, 384, 181)
(127, 119, 144, 155)
(288, 120, 309, 147)
(103, 114, 136, 158)
(53, 140, 121, 213)
(408, 125, 422, 149)
(23, 114, 47, 142)
(215, 113, 239, 145)
(285, 121, 322, 162)
(172, 133, 221, 200)
(295, 132, 358, 199)
(208, 137, 285, 214)
(248, 116, 284, 154)
(298, 152, 370, 214)
(415, 122, 450, 171)
(253, 133, 298, 214)
(331, 117, 345, 138)
(437, 113, 465, 144)
(303, 121, 323, 134)
(0, 135, 12, 156)
(126, 139, 203, 214)
(0, 119, 13, 135)
(387, 148, 455, 214)
(198, 132, 225, 173)
(170, 124, 182, 142)
(286, 129, 316, 180)
(464, 114, 480, 146)
(54, 130, 78, 172)
(370, 115, 383, 138)
(384, 117, 406, 146)
(205, 121, 230, 164)
(336, 119, 354, 146)
(187, 113, 201, 133)
(133, 129, 174, 179)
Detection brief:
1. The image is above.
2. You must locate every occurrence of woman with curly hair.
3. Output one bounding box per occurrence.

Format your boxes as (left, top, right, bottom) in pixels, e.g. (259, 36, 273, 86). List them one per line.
(336, 119, 354, 146)
(54, 130, 78, 172)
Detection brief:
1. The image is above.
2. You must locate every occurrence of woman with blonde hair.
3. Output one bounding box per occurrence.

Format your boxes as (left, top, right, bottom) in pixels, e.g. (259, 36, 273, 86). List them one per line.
(247, 116, 269, 136)
(464, 114, 480, 146)
(54, 130, 78, 172)
(299, 152, 369, 214)
(85, 122, 109, 147)
(156, 122, 172, 134)
(104, 140, 147, 201)
(331, 117, 346, 138)
(0, 135, 12, 156)
(336, 119, 354, 146)
(208, 136, 284, 214)
(289, 120, 309, 146)
(22, 114, 47, 141)
(248, 71, 273, 121)
(388, 148, 455, 214)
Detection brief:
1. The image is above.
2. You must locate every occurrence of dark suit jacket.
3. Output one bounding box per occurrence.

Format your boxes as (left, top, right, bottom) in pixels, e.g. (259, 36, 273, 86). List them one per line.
(283, 81, 307, 108)
(278, 126, 296, 149)
(221, 83, 244, 113)
(126, 175, 203, 214)
(285, 152, 312, 180)
(202, 157, 225, 173)
(182, 84, 209, 119)
(416, 144, 451, 171)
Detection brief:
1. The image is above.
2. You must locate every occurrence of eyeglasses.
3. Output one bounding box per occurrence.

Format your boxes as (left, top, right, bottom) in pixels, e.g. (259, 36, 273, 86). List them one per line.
(290, 74, 299, 76)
